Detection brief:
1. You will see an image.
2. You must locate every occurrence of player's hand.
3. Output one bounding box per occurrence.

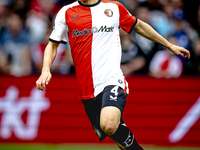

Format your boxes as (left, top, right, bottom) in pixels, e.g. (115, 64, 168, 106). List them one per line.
(169, 44, 190, 59)
(36, 70, 52, 91)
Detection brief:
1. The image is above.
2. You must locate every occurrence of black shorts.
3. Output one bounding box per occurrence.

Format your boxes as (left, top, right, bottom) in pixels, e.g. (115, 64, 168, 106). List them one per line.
(81, 85, 127, 141)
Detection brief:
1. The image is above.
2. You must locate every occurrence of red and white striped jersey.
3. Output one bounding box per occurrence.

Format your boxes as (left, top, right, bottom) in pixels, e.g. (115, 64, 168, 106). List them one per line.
(49, 0, 137, 99)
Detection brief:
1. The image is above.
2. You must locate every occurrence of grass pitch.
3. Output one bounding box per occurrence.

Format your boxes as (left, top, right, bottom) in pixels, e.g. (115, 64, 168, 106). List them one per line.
(0, 144, 200, 150)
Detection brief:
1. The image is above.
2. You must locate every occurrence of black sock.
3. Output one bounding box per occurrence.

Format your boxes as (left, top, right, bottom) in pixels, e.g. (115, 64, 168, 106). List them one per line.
(110, 124, 144, 150)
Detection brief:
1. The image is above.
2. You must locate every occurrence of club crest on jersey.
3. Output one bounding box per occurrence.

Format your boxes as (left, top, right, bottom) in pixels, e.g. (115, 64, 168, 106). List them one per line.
(104, 9, 113, 17)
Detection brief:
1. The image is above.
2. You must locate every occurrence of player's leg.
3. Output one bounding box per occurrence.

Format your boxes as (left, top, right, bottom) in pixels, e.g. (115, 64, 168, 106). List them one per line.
(100, 106, 125, 150)
(114, 124, 134, 150)
(100, 107, 144, 150)
(100, 106, 121, 135)
(100, 85, 144, 150)
(109, 123, 140, 150)
(110, 122, 144, 150)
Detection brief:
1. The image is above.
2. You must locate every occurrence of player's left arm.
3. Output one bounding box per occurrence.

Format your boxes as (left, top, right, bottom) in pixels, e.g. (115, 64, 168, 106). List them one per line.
(133, 19, 190, 59)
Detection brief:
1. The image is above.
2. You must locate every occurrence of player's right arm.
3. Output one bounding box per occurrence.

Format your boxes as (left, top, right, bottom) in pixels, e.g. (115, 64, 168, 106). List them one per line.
(36, 6, 68, 91)
(36, 41, 59, 91)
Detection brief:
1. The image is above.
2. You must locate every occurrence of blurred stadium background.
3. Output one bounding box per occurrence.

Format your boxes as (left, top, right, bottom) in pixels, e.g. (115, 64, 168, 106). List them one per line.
(0, 0, 200, 150)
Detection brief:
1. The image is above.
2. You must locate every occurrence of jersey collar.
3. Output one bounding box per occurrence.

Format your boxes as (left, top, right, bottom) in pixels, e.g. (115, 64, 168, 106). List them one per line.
(78, 0, 101, 7)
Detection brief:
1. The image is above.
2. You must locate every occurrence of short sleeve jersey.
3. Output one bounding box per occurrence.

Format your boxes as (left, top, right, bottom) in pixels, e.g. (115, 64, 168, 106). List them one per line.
(49, 0, 137, 99)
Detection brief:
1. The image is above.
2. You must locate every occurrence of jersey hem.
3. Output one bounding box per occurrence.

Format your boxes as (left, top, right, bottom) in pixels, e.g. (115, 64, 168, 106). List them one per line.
(80, 83, 129, 100)
(128, 17, 138, 34)
(49, 38, 67, 45)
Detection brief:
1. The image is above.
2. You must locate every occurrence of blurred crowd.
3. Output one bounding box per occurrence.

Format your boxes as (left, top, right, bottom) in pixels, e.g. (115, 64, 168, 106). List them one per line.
(0, 0, 200, 78)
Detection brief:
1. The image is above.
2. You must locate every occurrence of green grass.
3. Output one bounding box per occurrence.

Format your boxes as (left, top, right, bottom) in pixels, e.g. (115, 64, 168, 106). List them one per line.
(0, 144, 199, 150)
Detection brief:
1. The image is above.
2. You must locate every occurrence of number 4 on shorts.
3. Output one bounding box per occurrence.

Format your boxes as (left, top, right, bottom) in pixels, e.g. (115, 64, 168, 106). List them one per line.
(110, 86, 119, 101)
(111, 86, 119, 96)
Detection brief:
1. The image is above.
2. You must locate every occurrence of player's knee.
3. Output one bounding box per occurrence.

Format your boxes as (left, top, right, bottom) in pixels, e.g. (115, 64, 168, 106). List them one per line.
(100, 120, 119, 135)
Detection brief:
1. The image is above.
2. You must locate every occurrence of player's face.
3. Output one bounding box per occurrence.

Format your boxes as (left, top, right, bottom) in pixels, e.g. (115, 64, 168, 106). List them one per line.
(79, 0, 98, 4)
(79, 0, 89, 3)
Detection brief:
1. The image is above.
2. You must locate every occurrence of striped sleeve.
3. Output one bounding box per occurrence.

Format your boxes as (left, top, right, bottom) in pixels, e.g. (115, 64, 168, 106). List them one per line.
(117, 2, 137, 34)
(49, 6, 68, 44)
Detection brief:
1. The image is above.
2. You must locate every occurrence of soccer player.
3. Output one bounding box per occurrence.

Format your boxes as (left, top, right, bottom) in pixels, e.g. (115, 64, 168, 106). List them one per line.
(36, 0, 190, 149)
